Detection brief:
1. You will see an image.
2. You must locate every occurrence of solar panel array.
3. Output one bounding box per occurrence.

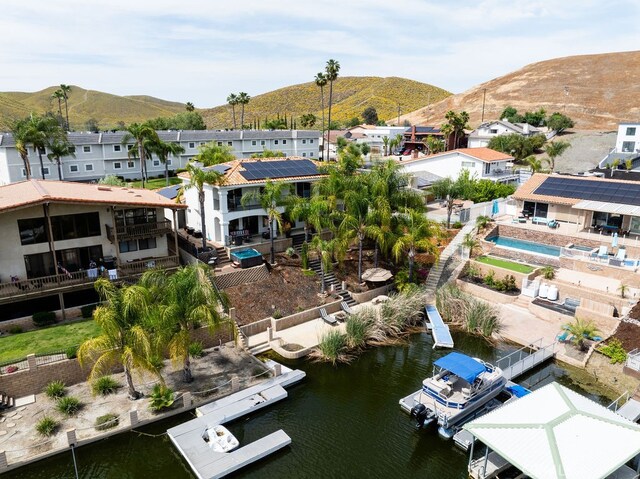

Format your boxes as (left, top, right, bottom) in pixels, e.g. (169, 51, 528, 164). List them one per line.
(203, 164, 232, 174)
(533, 176, 640, 207)
(239, 160, 319, 181)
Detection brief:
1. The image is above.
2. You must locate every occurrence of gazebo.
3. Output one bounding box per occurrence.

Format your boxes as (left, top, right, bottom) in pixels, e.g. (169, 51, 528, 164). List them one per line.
(464, 382, 640, 479)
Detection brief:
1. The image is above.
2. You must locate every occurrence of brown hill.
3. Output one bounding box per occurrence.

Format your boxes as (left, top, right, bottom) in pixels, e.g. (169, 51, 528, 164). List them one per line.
(400, 51, 640, 131)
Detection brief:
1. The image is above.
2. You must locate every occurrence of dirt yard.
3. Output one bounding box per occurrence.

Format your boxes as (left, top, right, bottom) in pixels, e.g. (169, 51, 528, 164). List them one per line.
(612, 321, 640, 351)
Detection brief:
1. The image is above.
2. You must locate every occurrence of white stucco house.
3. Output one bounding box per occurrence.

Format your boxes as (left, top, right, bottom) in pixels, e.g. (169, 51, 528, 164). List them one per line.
(399, 147, 517, 184)
(467, 120, 542, 148)
(598, 122, 640, 169)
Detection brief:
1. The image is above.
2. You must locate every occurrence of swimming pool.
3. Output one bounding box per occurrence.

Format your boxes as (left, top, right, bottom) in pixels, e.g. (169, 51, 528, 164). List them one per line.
(486, 235, 561, 257)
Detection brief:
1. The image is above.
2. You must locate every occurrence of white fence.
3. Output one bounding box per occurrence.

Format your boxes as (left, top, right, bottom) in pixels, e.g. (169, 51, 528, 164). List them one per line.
(627, 349, 640, 372)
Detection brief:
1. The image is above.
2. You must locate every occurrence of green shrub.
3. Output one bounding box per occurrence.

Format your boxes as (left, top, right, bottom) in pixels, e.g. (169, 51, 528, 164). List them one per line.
(8, 325, 23, 334)
(452, 221, 463, 229)
(285, 247, 296, 257)
(80, 304, 98, 319)
(56, 396, 82, 416)
(65, 346, 78, 359)
(149, 384, 175, 412)
(188, 341, 204, 359)
(541, 266, 555, 280)
(502, 275, 517, 292)
(272, 310, 283, 319)
(598, 338, 627, 364)
(95, 413, 119, 431)
(92, 376, 121, 396)
(483, 270, 495, 287)
(315, 330, 348, 365)
(44, 380, 66, 399)
(32, 311, 56, 327)
(36, 416, 59, 436)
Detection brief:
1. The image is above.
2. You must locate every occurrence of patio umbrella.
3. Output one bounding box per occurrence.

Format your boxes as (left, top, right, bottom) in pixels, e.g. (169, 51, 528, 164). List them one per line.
(611, 232, 619, 248)
(361, 268, 393, 282)
(491, 199, 499, 217)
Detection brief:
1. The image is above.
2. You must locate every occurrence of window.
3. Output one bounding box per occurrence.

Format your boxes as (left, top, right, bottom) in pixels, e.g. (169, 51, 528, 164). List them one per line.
(127, 161, 135, 168)
(296, 182, 311, 198)
(310, 139, 314, 144)
(489, 129, 498, 134)
(114, 162, 122, 169)
(462, 161, 475, 168)
(484, 163, 491, 175)
(310, 152, 314, 157)
(227, 141, 233, 146)
(199, 142, 206, 146)
(251, 140, 257, 146)
(282, 140, 287, 145)
(82, 145, 91, 153)
(152, 160, 160, 167)
(302, 152, 307, 157)
(260, 140, 266, 146)
(302, 139, 307, 144)
(115, 208, 157, 226)
(69, 165, 78, 173)
(626, 127, 637, 136)
(42, 167, 50, 175)
(138, 237, 157, 250)
(127, 144, 134, 151)
(21, 168, 27, 177)
(85, 164, 94, 171)
(274, 140, 279, 145)
(119, 240, 138, 253)
(188, 142, 195, 149)
(113, 145, 122, 152)
(167, 159, 172, 166)
(18, 217, 48, 245)
(51, 212, 101, 241)
(217, 141, 223, 146)
(622, 141, 636, 153)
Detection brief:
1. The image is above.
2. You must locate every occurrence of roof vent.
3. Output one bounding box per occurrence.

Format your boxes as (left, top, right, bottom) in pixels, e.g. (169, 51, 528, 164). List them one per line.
(97, 186, 112, 192)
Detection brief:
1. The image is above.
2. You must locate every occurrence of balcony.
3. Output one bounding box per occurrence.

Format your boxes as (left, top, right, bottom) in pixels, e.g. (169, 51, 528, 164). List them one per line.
(106, 220, 173, 242)
(118, 255, 180, 275)
(227, 201, 262, 212)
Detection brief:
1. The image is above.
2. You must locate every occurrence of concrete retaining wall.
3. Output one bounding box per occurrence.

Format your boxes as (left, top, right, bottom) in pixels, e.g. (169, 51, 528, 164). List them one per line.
(272, 300, 342, 332)
(528, 301, 573, 323)
(270, 338, 314, 359)
(456, 279, 519, 304)
(560, 257, 640, 288)
(469, 259, 538, 284)
(350, 284, 393, 303)
(240, 317, 272, 337)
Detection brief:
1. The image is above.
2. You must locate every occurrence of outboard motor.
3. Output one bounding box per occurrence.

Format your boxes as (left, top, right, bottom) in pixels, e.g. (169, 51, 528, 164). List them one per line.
(410, 403, 429, 429)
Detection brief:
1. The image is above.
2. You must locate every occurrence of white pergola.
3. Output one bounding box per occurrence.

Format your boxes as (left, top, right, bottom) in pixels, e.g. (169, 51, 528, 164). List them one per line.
(464, 382, 640, 479)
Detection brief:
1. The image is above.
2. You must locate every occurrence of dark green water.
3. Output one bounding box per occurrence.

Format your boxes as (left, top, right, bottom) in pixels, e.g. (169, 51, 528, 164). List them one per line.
(5, 331, 610, 479)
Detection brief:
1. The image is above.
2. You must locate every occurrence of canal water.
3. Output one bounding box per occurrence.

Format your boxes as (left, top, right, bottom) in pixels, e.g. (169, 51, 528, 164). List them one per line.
(6, 331, 610, 479)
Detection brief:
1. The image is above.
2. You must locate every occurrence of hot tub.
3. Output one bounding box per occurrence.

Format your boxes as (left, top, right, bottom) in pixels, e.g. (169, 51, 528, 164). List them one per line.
(230, 248, 263, 268)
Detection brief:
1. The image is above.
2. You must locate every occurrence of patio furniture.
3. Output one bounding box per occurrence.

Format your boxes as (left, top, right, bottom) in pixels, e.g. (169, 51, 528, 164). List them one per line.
(556, 331, 570, 342)
(341, 301, 355, 315)
(532, 217, 548, 225)
(597, 245, 609, 261)
(616, 248, 627, 261)
(108, 269, 118, 280)
(548, 220, 559, 229)
(320, 308, 337, 326)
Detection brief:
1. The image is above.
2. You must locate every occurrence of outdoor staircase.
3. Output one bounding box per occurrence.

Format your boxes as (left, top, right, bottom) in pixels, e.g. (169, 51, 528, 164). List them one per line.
(291, 233, 306, 253)
(425, 222, 476, 295)
(514, 294, 533, 309)
(308, 258, 356, 305)
(0, 391, 14, 410)
(214, 246, 231, 267)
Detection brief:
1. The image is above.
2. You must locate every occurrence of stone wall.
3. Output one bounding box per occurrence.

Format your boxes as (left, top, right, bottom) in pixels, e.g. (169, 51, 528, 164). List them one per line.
(214, 264, 270, 290)
(493, 224, 600, 249)
(350, 284, 394, 303)
(272, 299, 342, 332)
(456, 279, 519, 304)
(239, 317, 272, 337)
(560, 257, 640, 288)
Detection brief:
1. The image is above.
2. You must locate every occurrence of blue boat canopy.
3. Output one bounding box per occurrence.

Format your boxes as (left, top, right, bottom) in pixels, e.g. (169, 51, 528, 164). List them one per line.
(434, 352, 485, 383)
(506, 384, 531, 398)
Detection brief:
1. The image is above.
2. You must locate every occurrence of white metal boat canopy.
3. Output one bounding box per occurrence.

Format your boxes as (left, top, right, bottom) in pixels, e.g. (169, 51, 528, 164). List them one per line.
(463, 382, 640, 479)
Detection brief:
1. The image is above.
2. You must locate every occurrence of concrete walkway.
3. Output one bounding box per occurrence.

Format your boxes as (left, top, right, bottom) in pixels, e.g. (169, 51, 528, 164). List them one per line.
(496, 302, 563, 347)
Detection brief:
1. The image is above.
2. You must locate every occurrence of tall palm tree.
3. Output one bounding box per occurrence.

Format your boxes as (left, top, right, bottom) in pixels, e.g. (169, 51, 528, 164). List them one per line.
(314, 72, 327, 158)
(443, 110, 469, 150)
(184, 162, 226, 250)
(122, 123, 160, 188)
(440, 123, 453, 151)
(237, 92, 251, 130)
(51, 89, 65, 127)
(47, 137, 75, 180)
(10, 118, 33, 179)
(324, 59, 340, 160)
(185, 102, 195, 112)
(544, 140, 571, 172)
(77, 279, 160, 400)
(310, 235, 335, 294)
(382, 136, 390, 156)
(241, 180, 289, 264)
(339, 177, 371, 284)
(60, 84, 72, 131)
(365, 197, 395, 268)
(140, 264, 226, 382)
(392, 209, 439, 283)
(286, 193, 328, 243)
(525, 155, 548, 173)
(226, 93, 238, 129)
(23, 114, 62, 180)
(150, 139, 185, 186)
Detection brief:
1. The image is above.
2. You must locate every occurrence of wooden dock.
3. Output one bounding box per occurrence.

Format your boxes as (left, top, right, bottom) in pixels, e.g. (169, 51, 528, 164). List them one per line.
(425, 304, 454, 349)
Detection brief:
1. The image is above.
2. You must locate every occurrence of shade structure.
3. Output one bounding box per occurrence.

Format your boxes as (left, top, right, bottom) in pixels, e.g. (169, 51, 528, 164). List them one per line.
(612, 232, 619, 248)
(433, 352, 485, 384)
(464, 382, 640, 479)
(361, 268, 393, 282)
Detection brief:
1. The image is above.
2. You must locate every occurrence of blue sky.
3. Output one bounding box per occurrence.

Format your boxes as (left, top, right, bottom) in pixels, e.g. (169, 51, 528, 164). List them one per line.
(1, 0, 638, 107)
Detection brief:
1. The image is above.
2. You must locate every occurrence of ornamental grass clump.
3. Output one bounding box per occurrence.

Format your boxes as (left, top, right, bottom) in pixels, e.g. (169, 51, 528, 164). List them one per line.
(92, 375, 121, 396)
(436, 284, 500, 338)
(311, 330, 350, 365)
(95, 413, 119, 431)
(345, 315, 371, 350)
(44, 380, 66, 399)
(36, 416, 59, 436)
(56, 396, 82, 416)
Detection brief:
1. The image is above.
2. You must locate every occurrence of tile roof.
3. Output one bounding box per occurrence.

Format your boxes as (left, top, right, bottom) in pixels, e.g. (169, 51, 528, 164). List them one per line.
(400, 147, 513, 165)
(178, 157, 325, 186)
(0, 179, 186, 213)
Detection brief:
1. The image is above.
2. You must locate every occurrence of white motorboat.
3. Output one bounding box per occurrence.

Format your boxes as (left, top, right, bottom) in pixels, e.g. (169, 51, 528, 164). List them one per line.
(409, 352, 507, 435)
(202, 425, 239, 453)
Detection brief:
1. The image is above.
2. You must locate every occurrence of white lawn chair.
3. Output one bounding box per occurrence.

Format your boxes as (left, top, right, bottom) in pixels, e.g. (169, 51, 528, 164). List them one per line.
(616, 248, 626, 261)
(597, 245, 608, 262)
(320, 308, 337, 326)
(108, 269, 118, 280)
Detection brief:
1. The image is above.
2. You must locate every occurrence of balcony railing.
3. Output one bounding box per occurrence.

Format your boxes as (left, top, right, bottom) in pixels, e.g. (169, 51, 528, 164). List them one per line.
(227, 201, 262, 212)
(0, 255, 180, 301)
(106, 220, 173, 242)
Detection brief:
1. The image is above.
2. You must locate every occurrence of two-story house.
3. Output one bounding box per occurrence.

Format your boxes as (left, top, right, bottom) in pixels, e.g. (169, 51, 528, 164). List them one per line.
(467, 120, 542, 148)
(0, 179, 185, 320)
(0, 130, 320, 185)
(400, 147, 517, 185)
(180, 157, 325, 246)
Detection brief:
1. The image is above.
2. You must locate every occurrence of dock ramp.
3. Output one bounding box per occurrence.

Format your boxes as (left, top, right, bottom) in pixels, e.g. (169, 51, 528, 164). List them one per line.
(425, 304, 454, 349)
(497, 339, 556, 381)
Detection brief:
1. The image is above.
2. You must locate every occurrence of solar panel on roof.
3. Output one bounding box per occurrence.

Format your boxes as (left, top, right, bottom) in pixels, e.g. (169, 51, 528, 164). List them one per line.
(239, 160, 319, 181)
(533, 177, 640, 207)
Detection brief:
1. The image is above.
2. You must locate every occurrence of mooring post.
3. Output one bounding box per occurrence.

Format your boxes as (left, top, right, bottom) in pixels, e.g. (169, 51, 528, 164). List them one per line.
(182, 392, 192, 409)
(66, 429, 77, 447)
(273, 364, 282, 377)
(0, 450, 7, 469)
(129, 409, 139, 426)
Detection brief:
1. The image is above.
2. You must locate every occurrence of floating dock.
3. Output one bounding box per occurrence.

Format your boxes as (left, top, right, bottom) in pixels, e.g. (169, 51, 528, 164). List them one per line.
(168, 363, 304, 478)
(617, 398, 640, 422)
(425, 304, 454, 349)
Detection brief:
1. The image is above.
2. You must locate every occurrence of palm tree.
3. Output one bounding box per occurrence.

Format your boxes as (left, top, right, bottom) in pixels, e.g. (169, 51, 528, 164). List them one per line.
(237, 92, 251, 130)
(140, 264, 226, 382)
(77, 279, 160, 399)
(59, 84, 71, 131)
(310, 235, 335, 294)
(563, 318, 600, 352)
(392, 209, 439, 283)
(382, 136, 389, 156)
(226, 94, 238, 129)
(286, 194, 328, 243)
(185, 102, 195, 112)
(324, 59, 340, 160)
(150, 139, 185, 186)
(544, 141, 571, 172)
(122, 123, 160, 188)
(431, 177, 464, 228)
(22, 114, 62, 180)
(10, 118, 33, 179)
(461, 232, 479, 259)
(339, 177, 371, 284)
(314, 73, 327, 158)
(365, 197, 395, 268)
(525, 155, 548, 173)
(51, 89, 65, 127)
(184, 162, 226, 250)
(440, 123, 454, 151)
(443, 110, 469, 150)
(47, 137, 75, 180)
(241, 180, 289, 264)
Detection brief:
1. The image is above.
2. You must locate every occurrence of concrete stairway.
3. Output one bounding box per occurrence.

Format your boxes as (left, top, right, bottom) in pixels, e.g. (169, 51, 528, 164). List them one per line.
(425, 222, 476, 295)
(214, 245, 231, 266)
(291, 233, 306, 253)
(307, 258, 356, 305)
(0, 391, 14, 410)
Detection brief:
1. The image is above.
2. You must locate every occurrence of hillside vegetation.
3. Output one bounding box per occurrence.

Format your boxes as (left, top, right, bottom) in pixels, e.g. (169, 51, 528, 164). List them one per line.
(201, 76, 451, 128)
(0, 86, 186, 131)
(400, 51, 640, 131)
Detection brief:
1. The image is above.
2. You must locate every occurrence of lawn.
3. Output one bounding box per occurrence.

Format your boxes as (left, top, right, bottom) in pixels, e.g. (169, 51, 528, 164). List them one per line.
(127, 177, 182, 190)
(476, 256, 535, 274)
(0, 320, 101, 362)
